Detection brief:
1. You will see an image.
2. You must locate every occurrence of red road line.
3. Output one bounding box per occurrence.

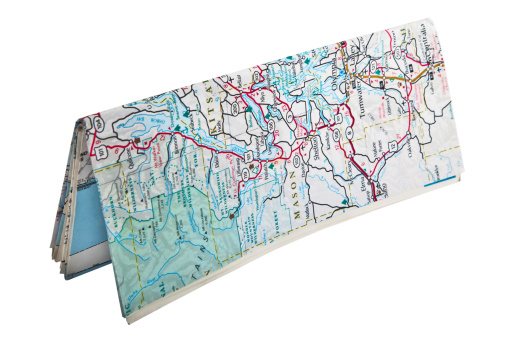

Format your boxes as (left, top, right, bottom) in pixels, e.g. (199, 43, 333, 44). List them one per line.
(385, 30, 393, 51)
(385, 28, 430, 67)
(349, 141, 356, 155)
(343, 103, 355, 128)
(107, 130, 247, 161)
(96, 37, 421, 205)
(349, 156, 368, 178)
(273, 140, 305, 161)
(403, 51, 430, 67)
(236, 161, 263, 197)
(88, 112, 102, 157)
(371, 181, 377, 202)
(350, 156, 378, 202)
(337, 140, 348, 158)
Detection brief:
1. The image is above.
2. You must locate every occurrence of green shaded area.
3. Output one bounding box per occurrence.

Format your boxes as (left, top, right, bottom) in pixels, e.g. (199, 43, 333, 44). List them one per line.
(113, 184, 242, 316)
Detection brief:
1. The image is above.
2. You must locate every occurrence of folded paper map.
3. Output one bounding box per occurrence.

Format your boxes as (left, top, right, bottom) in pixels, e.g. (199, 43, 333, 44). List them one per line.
(51, 18, 464, 323)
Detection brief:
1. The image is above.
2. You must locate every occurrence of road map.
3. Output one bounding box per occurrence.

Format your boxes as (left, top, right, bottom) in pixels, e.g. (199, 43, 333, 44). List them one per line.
(52, 18, 464, 323)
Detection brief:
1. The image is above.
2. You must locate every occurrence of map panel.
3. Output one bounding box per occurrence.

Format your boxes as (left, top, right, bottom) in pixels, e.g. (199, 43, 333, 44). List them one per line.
(79, 18, 464, 319)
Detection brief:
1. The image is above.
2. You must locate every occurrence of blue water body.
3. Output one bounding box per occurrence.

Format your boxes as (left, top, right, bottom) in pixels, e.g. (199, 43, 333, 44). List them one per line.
(242, 93, 268, 129)
(117, 113, 172, 138)
(70, 181, 108, 255)
(252, 80, 266, 90)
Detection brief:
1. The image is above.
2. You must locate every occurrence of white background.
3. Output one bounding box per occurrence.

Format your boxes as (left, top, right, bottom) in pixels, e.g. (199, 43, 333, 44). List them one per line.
(1, 1, 506, 336)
